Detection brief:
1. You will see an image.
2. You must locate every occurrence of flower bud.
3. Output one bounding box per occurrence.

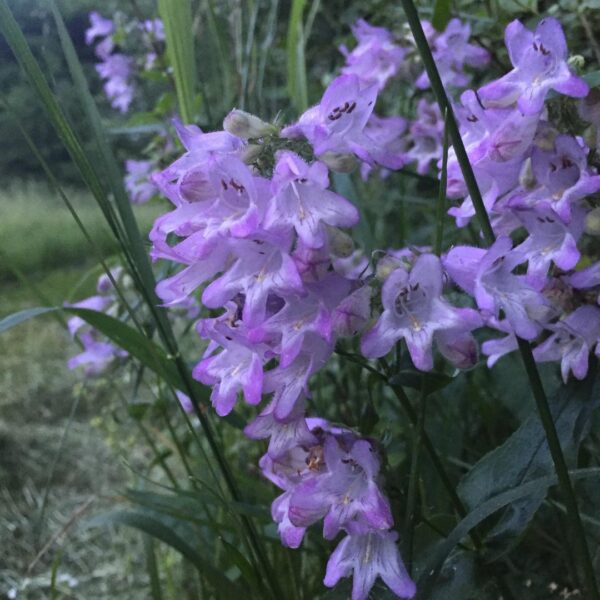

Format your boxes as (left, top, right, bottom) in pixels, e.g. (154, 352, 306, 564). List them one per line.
(223, 109, 275, 139)
(585, 207, 600, 236)
(567, 55, 585, 71)
(375, 255, 403, 281)
(518, 157, 536, 190)
(318, 152, 357, 173)
(326, 226, 354, 257)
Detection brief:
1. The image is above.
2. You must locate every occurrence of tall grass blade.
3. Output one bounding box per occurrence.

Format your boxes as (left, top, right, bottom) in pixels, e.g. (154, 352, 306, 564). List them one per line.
(287, 0, 308, 113)
(158, 0, 198, 124)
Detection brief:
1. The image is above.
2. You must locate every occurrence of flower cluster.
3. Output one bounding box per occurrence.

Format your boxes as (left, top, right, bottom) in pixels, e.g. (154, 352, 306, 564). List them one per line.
(255, 417, 415, 600)
(338, 17, 489, 179)
(66, 267, 198, 378)
(441, 18, 600, 382)
(66, 267, 129, 376)
(334, 16, 600, 383)
(149, 95, 416, 595)
(85, 13, 165, 113)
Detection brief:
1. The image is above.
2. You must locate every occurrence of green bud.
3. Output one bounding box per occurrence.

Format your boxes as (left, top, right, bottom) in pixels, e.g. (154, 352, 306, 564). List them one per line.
(585, 206, 600, 235)
(223, 109, 276, 139)
(318, 152, 357, 173)
(326, 226, 354, 257)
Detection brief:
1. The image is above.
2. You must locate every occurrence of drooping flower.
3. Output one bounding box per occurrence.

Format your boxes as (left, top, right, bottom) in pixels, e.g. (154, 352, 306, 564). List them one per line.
(323, 528, 416, 600)
(533, 305, 600, 382)
(124, 159, 157, 204)
(361, 253, 482, 370)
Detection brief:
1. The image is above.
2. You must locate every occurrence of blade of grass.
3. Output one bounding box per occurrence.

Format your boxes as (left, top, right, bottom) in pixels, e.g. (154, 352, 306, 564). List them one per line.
(399, 2, 600, 596)
(157, 0, 198, 124)
(287, 0, 308, 113)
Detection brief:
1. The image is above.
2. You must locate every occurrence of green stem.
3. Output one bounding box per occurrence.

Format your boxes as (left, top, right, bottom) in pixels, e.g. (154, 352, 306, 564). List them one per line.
(400, 2, 600, 596)
(390, 383, 479, 548)
(403, 392, 426, 571)
(434, 108, 449, 256)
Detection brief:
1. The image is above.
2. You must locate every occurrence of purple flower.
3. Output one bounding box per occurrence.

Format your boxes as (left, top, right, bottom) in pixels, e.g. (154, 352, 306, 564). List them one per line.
(176, 391, 194, 414)
(263, 342, 332, 420)
(85, 12, 113, 46)
(361, 254, 482, 370)
(444, 237, 550, 340)
(405, 100, 444, 175)
(289, 436, 393, 538)
(265, 152, 359, 249)
(68, 332, 127, 377)
(360, 115, 409, 179)
(533, 305, 600, 382)
(481, 318, 519, 367)
(528, 134, 600, 223)
(202, 237, 303, 328)
(124, 159, 157, 204)
(248, 292, 332, 368)
(340, 19, 406, 91)
(271, 491, 307, 548)
(193, 331, 265, 416)
(478, 18, 588, 114)
(324, 529, 416, 600)
(142, 18, 165, 42)
(569, 261, 600, 304)
(96, 53, 135, 113)
(282, 75, 403, 169)
(512, 205, 584, 289)
(416, 18, 489, 90)
(244, 401, 318, 459)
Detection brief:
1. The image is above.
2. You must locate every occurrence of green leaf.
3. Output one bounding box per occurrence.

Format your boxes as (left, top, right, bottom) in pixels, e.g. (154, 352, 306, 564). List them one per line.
(416, 468, 600, 595)
(0, 306, 55, 333)
(458, 373, 600, 558)
(158, 0, 198, 123)
(287, 0, 308, 113)
(431, 0, 451, 32)
(584, 70, 600, 89)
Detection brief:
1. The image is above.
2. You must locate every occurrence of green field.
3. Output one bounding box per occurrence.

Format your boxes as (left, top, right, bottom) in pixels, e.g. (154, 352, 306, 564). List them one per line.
(0, 181, 162, 598)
